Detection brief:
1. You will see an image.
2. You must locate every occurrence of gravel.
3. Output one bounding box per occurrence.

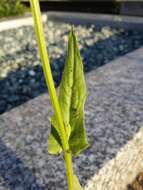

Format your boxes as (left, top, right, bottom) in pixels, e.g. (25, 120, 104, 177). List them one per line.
(0, 21, 143, 114)
(0, 48, 143, 189)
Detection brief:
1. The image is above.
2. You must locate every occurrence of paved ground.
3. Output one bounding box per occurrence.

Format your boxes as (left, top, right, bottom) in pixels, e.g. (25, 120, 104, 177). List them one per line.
(85, 128, 143, 190)
(0, 47, 143, 190)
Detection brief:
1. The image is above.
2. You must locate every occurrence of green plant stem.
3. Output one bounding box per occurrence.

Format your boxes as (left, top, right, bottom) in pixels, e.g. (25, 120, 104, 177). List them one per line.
(65, 151, 73, 190)
(29, 0, 73, 189)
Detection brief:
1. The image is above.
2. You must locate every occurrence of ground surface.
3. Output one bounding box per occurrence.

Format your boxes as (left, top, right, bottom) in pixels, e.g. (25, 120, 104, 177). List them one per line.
(0, 47, 143, 189)
(85, 127, 143, 190)
(0, 21, 143, 114)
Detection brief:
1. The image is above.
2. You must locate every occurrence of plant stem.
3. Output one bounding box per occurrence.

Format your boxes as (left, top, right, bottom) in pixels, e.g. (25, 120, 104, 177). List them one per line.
(29, 0, 73, 189)
(65, 151, 73, 190)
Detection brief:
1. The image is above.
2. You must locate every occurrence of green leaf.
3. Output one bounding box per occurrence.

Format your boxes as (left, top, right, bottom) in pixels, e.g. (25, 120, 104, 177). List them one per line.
(48, 115, 62, 154)
(68, 30, 89, 156)
(48, 28, 89, 156)
(48, 30, 74, 155)
(48, 117, 62, 154)
(73, 174, 83, 190)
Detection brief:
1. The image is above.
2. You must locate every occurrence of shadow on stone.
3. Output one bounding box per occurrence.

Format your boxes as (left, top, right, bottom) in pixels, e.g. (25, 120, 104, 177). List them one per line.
(0, 139, 45, 190)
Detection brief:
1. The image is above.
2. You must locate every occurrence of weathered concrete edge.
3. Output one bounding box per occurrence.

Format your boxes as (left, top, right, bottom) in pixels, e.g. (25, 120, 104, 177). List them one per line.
(85, 127, 143, 190)
(47, 12, 143, 30)
(0, 14, 47, 32)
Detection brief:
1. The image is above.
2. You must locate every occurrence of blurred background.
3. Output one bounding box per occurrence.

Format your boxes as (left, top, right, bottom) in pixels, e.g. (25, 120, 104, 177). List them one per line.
(0, 0, 143, 18)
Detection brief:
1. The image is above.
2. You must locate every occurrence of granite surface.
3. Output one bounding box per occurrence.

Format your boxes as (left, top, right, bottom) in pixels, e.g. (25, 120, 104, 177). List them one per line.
(0, 48, 143, 189)
(85, 128, 143, 190)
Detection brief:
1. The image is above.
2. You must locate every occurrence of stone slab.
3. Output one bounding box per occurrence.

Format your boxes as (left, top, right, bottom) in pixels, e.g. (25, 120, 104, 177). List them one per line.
(85, 127, 143, 190)
(0, 47, 143, 189)
(0, 14, 47, 32)
(47, 12, 143, 31)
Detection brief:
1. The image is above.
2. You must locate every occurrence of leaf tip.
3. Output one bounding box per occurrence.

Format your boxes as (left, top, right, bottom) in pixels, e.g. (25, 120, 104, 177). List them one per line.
(71, 24, 75, 33)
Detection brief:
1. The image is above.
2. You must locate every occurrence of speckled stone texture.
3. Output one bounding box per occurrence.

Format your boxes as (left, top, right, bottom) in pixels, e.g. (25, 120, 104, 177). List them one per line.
(0, 47, 143, 190)
(85, 128, 143, 190)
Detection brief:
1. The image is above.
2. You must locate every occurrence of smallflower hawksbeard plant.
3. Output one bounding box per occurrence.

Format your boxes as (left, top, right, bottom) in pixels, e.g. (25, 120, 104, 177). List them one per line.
(29, 0, 89, 189)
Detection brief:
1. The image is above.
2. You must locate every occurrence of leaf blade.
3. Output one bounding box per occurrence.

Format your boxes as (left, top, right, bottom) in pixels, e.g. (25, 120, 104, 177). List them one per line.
(48, 31, 74, 154)
(48, 28, 89, 156)
(73, 174, 84, 190)
(68, 30, 89, 156)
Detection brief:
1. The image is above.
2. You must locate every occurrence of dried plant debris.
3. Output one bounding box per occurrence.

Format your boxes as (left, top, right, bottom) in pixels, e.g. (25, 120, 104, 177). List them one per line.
(128, 172, 143, 190)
